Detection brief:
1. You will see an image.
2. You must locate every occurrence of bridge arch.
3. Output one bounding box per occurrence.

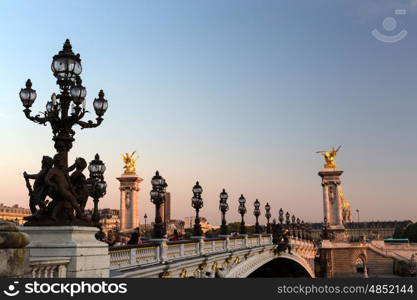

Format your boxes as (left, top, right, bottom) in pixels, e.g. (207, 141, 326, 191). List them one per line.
(225, 251, 314, 278)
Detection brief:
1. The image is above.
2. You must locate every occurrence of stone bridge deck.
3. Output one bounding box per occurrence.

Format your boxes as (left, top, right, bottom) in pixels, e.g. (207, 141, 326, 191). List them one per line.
(109, 234, 317, 278)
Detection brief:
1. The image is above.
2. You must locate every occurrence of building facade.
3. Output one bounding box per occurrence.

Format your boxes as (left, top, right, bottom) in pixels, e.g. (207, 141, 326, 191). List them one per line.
(0, 203, 31, 225)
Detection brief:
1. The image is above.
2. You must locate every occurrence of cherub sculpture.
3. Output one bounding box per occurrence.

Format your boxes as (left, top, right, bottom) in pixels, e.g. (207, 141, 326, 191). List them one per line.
(69, 157, 89, 212)
(121, 151, 137, 174)
(23, 156, 54, 214)
(45, 153, 87, 221)
(316, 145, 341, 169)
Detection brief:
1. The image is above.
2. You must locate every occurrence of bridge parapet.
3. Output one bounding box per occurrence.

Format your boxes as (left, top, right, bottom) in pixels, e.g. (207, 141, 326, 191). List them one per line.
(109, 234, 273, 271)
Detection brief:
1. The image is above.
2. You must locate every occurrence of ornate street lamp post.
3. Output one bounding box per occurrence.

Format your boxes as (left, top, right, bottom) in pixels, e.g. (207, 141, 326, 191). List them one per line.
(219, 189, 229, 235)
(238, 194, 247, 235)
(285, 211, 291, 229)
(300, 221, 307, 239)
(88, 154, 107, 226)
(144, 213, 148, 233)
(150, 171, 167, 239)
(20, 39, 108, 167)
(191, 181, 204, 237)
(291, 215, 296, 237)
(265, 202, 271, 233)
(20, 40, 108, 226)
(279, 208, 284, 225)
(296, 217, 301, 238)
(253, 199, 261, 234)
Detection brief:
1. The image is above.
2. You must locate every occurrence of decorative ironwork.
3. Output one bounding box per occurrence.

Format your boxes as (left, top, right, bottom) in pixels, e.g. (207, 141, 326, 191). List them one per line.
(192, 181, 204, 236)
(296, 217, 301, 238)
(219, 189, 229, 235)
(238, 194, 247, 234)
(291, 215, 296, 237)
(265, 202, 271, 234)
(150, 171, 167, 238)
(285, 211, 291, 229)
(278, 208, 284, 225)
(88, 154, 107, 226)
(20, 40, 108, 226)
(253, 199, 261, 234)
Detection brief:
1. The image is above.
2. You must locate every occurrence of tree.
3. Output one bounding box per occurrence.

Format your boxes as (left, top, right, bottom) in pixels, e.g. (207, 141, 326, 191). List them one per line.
(393, 226, 405, 239)
(403, 223, 417, 242)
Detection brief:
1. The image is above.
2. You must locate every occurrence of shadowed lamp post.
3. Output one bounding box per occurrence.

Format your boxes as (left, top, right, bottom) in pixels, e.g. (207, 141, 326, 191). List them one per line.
(279, 208, 284, 225)
(291, 215, 296, 237)
(191, 181, 203, 237)
(238, 194, 247, 235)
(285, 211, 291, 229)
(219, 189, 229, 235)
(296, 217, 301, 238)
(19, 39, 108, 226)
(265, 202, 271, 233)
(144, 213, 148, 233)
(253, 199, 261, 234)
(20, 39, 108, 166)
(150, 171, 167, 239)
(88, 154, 107, 226)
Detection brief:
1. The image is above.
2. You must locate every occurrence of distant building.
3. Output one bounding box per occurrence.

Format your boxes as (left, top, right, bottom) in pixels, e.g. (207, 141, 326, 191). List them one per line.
(86, 208, 120, 234)
(164, 192, 171, 223)
(183, 216, 217, 233)
(310, 220, 412, 241)
(0, 203, 31, 225)
(166, 219, 185, 236)
(160, 192, 172, 226)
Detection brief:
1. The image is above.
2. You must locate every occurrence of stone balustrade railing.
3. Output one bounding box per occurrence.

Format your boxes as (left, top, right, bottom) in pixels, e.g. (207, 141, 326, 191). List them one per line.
(109, 234, 273, 270)
(30, 257, 71, 278)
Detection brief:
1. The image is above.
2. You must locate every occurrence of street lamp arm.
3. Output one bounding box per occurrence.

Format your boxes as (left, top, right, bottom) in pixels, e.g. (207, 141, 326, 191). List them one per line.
(68, 107, 86, 124)
(76, 116, 103, 129)
(23, 108, 51, 126)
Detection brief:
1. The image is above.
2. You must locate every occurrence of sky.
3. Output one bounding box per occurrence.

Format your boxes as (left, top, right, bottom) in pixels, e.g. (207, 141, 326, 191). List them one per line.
(0, 0, 416, 225)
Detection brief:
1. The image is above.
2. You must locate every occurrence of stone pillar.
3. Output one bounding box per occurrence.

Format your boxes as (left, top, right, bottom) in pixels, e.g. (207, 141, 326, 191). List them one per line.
(21, 226, 109, 278)
(318, 169, 347, 241)
(116, 174, 143, 232)
(0, 221, 30, 277)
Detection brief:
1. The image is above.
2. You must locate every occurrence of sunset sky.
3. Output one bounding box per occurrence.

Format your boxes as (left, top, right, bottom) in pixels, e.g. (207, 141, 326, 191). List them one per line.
(1, 0, 416, 225)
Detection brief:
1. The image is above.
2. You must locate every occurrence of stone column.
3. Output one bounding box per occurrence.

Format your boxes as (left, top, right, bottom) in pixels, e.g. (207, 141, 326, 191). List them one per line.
(318, 169, 347, 241)
(116, 174, 143, 232)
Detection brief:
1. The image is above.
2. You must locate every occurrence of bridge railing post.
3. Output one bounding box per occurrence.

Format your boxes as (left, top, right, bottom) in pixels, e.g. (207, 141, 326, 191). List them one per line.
(158, 240, 168, 263)
(198, 238, 205, 255)
(243, 235, 248, 248)
(180, 243, 184, 257)
(130, 248, 136, 265)
(225, 237, 230, 251)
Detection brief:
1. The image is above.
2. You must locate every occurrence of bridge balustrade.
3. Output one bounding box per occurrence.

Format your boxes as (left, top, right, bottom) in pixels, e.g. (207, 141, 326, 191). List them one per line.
(30, 257, 70, 278)
(109, 234, 273, 270)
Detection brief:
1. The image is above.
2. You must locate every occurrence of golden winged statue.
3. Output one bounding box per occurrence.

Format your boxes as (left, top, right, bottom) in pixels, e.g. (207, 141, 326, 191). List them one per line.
(316, 145, 341, 169)
(121, 151, 137, 175)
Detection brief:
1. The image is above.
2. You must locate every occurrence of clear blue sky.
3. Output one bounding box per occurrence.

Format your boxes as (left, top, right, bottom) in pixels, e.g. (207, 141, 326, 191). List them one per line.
(1, 0, 416, 225)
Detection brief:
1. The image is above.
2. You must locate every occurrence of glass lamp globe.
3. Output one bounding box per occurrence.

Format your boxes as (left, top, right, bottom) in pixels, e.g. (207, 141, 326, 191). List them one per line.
(51, 39, 82, 82)
(220, 189, 228, 201)
(93, 90, 108, 116)
(70, 79, 86, 105)
(19, 79, 37, 108)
